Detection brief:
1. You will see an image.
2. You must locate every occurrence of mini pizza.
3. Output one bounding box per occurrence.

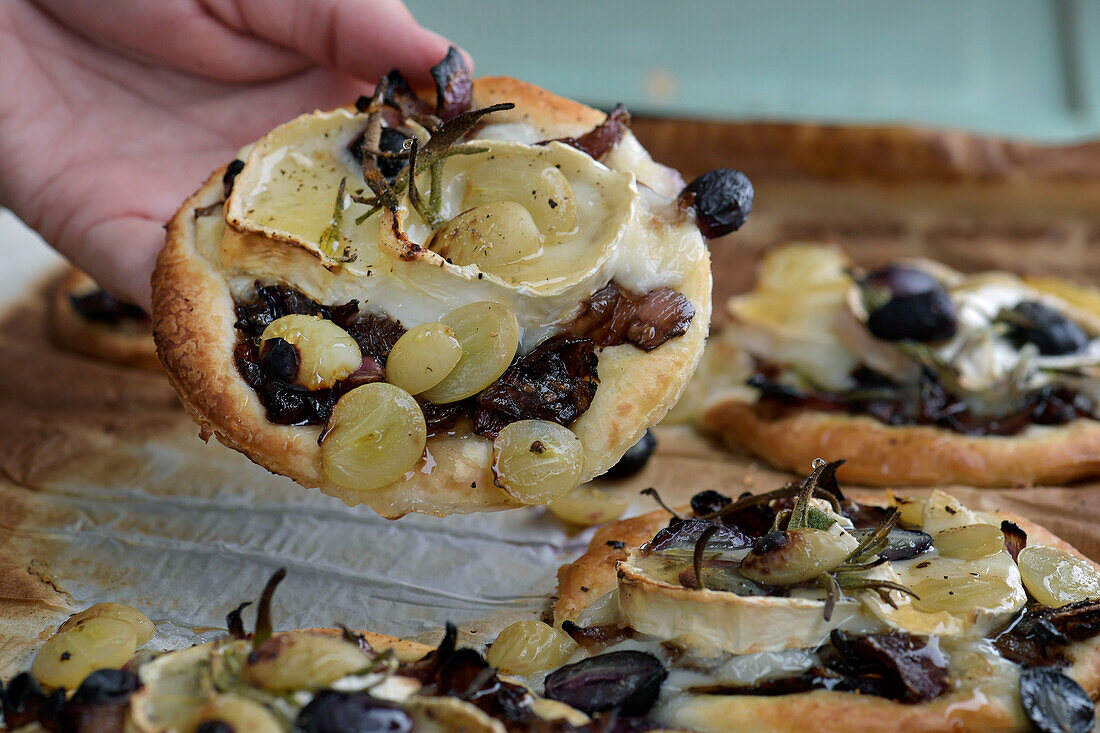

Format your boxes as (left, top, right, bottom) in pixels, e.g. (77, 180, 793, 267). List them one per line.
(3, 571, 592, 733)
(49, 268, 160, 371)
(538, 460, 1100, 732)
(700, 243, 1100, 486)
(152, 49, 752, 517)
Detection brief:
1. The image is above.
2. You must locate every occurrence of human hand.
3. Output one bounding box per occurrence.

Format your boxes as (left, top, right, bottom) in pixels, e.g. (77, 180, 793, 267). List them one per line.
(0, 0, 462, 308)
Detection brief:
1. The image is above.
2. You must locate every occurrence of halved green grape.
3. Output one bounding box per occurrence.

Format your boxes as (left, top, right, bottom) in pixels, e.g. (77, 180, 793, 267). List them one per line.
(739, 529, 852, 586)
(32, 617, 138, 690)
(548, 485, 630, 527)
(432, 201, 543, 270)
(492, 420, 584, 505)
(486, 621, 579, 675)
(322, 383, 427, 492)
(385, 322, 463, 395)
(191, 694, 282, 733)
(463, 155, 578, 235)
(261, 314, 362, 390)
(911, 575, 1019, 615)
(58, 602, 155, 646)
(934, 524, 1006, 562)
(421, 302, 519, 404)
(241, 631, 370, 692)
(1017, 545, 1100, 608)
(889, 492, 925, 528)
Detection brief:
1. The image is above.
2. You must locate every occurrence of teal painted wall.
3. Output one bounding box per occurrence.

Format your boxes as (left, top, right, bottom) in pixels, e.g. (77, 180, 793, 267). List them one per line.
(407, 0, 1100, 141)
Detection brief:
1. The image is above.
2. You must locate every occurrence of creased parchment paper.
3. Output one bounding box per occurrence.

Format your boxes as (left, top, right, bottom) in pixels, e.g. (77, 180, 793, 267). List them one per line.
(7, 119, 1100, 683)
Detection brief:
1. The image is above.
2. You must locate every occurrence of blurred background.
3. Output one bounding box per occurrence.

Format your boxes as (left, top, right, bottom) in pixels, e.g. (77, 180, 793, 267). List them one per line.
(6, 0, 1100, 295)
(408, 0, 1100, 141)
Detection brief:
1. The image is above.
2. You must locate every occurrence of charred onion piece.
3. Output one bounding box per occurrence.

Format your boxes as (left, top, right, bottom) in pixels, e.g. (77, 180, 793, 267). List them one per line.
(604, 430, 657, 479)
(226, 602, 252, 640)
(678, 168, 754, 238)
(560, 621, 635, 651)
(375, 70, 434, 121)
(570, 283, 694, 352)
(543, 650, 667, 715)
(431, 46, 473, 121)
(825, 630, 948, 704)
(1003, 300, 1089, 356)
(473, 335, 598, 439)
(293, 690, 413, 733)
(994, 599, 1100, 666)
(646, 518, 752, 555)
(222, 159, 245, 198)
(553, 103, 631, 160)
(1019, 668, 1095, 733)
(861, 265, 957, 343)
(1001, 520, 1027, 562)
(253, 568, 287, 647)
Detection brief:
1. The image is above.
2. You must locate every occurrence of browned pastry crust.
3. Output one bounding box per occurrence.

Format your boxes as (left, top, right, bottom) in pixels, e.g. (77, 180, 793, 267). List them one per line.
(700, 401, 1100, 487)
(152, 77, 710, 517)
(555, 506, 1100, 733)
(48, 268, 160, 371)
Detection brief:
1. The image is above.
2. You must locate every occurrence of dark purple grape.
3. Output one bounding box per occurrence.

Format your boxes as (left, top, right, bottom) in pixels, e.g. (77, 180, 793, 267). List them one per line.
(378, 128, 412, 181)
(864, 265, 940, 298)
(61, 669, 140, 733)
(850, 528, 932, 562)
(1019, 668, 1095, 733)
(260, 338, 300, 383)
(678, 169, 753, 238)
(690, 489, 732, 516)
(867, 291, 957, 342)
(293, 690, 413, 733)
(863, 266, 957, 343)
(2, 672, 55, 728)
(69, 669, 140, 704)
(604, 430, 657, 479)
(1004, 301, 1089, 356)
(543, 650, 667, 715)
(347, 127, 411, 181)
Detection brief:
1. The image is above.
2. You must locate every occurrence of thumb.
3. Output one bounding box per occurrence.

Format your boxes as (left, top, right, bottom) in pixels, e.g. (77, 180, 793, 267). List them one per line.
(209, 0, 468, 85)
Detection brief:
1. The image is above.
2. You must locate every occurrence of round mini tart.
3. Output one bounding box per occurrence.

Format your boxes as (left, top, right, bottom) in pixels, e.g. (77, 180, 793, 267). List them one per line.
(547, 470, 1100, 733)
(8, 574, 592, 733)
(700, 243, 1100, 487)
(49, 268, 160, 371)
(153, 63, 738, 517)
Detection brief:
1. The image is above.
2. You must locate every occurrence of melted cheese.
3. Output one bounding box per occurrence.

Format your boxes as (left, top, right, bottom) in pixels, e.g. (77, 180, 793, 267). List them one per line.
(216, 111, 705, 353)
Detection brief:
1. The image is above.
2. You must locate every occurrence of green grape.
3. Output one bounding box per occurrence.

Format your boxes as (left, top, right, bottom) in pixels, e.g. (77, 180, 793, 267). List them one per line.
(385, 322, 463, 395)
(492, 420, 584, 505)
(421, 302, 519, 404)
(322, 383, 427, 492)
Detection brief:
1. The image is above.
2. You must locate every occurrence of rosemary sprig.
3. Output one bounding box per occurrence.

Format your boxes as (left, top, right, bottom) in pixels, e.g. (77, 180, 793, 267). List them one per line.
(354, 100, 512, 227)
(693, 524, 721, 591)
(640, 487, 684, 520)
(317, 177, 348, 258)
